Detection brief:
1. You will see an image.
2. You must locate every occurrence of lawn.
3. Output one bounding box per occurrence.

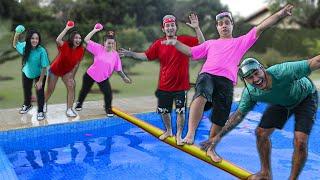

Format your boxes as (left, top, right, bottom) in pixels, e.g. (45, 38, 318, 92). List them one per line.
(2, 45, 320, 109)
(0, 48, 204, 109)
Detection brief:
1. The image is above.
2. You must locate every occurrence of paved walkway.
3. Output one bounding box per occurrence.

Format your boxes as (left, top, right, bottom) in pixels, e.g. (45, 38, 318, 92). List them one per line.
(0, 88, 244, 131)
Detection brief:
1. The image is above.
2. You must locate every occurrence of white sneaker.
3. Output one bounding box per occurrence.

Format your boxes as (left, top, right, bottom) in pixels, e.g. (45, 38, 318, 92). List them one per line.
(37, 112, 46, 121)
(66, 108, 78, 117)
(43, 103, 47, 113)
(20, 105, 32, 114)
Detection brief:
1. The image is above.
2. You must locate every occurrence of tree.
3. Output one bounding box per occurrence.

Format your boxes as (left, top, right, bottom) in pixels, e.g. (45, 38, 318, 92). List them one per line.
(268, 0, 320, 28)
(173, 0, 228, 39)
(117, 28, 148, 73)
(0, 0, 19, 18)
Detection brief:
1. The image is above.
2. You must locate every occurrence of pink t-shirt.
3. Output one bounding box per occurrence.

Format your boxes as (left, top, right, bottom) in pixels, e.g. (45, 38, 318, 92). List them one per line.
(191, 27, 258, 85)
(86, 40, 122, 82)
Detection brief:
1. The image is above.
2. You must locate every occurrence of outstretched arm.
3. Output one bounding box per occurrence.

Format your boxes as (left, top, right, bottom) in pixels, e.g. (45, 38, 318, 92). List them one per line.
(186, 13, 205, 43)
(256, 4, 294, 37)
(118, 48, 148, 61)
(56, 23, 74, 46)
(161, 39, 192, 56)
(213, 110, 244, 142)
(308, 54, 320, 71)
(175, 41, 192, 56)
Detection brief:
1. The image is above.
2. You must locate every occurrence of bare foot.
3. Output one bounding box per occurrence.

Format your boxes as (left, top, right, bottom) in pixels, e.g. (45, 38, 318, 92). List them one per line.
(200, 139, 213, 151)
(248, 172, 271, 180)
(206, 147, 222, 163)
(182, 134, 195, 144)
(176, 135, 184, 146)
(159, 131, 173, 140)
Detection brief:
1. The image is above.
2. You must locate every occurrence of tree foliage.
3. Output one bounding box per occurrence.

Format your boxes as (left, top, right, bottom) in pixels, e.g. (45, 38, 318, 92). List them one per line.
(3, 0, 320, 69)
(0, 0, 20, 18)
(268, 0, 320, 28)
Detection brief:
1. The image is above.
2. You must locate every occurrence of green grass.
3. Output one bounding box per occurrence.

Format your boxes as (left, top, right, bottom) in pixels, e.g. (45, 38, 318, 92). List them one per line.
(0, 51, 204, 109)
(0, 19, 203, 109)
(2, 48, 320, 109)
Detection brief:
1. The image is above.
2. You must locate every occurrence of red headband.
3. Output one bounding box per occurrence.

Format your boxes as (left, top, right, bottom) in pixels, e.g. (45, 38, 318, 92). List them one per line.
(163, 18, 176, 26)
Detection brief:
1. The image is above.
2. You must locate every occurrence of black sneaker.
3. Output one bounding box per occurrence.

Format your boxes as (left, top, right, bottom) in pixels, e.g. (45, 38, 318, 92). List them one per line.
(20, 105, 33, 114)
(106, 108, 114, 117)
(37, 112, 46, 121)
(75, 102, 82, 111)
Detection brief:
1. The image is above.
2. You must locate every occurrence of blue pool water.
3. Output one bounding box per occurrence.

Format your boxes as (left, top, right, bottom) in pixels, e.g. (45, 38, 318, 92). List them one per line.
(0, 103, 319, 180)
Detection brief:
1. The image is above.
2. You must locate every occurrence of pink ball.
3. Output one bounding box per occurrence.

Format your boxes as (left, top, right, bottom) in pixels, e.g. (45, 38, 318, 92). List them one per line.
(94, 23, 103, 30)
(67, 20, 74, 27)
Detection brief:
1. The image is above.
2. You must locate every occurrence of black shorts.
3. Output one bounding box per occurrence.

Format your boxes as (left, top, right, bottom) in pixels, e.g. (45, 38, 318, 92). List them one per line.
(259, 91, 318, 135)
(155, 89, 186, 114)
(193, 73, 234, 126)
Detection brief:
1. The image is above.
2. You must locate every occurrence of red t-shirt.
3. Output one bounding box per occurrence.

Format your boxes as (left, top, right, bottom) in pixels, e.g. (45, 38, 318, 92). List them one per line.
(145, 35, 198, 91)
(50, 41, 85, 76)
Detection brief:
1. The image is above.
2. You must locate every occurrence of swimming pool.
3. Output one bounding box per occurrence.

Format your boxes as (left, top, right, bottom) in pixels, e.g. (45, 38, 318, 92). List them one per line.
(0, 103, 319, 179)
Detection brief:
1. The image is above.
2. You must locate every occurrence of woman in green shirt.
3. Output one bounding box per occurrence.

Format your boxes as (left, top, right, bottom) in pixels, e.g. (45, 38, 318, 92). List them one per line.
(12, 27, 50, 120)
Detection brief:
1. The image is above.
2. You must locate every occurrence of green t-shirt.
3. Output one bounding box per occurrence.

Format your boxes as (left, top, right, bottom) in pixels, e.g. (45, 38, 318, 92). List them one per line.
(16, 41, 50, 79)
(238, 60, 315, 115)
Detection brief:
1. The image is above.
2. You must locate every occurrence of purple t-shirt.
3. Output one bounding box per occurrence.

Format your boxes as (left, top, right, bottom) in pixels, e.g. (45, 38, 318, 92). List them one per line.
(191, 27, 258, 85)
(86, 40, 122, 82)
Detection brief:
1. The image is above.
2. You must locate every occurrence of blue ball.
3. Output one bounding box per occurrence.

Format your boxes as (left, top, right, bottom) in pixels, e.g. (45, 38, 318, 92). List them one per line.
(15, 25, 25, 33)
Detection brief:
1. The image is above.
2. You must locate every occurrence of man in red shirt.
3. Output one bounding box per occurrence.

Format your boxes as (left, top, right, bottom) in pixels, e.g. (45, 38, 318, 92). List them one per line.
(119, 13, 204, 145)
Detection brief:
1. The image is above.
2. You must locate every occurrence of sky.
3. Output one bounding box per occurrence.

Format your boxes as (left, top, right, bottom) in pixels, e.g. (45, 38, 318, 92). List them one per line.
(220, 0, 268, 18)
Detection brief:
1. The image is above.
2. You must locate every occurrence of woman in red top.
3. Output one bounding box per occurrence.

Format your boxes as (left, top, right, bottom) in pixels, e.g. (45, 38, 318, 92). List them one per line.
(45, 21, 85, 117)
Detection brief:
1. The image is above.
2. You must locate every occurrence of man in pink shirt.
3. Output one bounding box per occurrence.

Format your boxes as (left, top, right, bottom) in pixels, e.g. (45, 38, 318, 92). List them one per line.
(162, 4, 294, 152)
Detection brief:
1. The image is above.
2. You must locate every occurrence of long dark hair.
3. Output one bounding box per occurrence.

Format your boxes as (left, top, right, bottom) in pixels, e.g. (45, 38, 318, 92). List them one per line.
(68, 30, 83, 48)
(22, 29, 41, 65)
(103, 30, 115, 41)
(104, 30, 116, 50)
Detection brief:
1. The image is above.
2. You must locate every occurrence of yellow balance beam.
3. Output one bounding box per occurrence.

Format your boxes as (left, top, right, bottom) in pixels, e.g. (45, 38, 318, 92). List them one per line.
(112, 107, 252, 179)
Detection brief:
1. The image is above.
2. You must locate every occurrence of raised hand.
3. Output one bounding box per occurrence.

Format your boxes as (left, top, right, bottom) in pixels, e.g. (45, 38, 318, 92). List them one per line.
(119, 48, 132, 57)
(15, 25, 25, 34)
(186, 13, 199, 29)
(278, 4, 294, 18)
(94, 23, 103, 31)
(66, 20, 75, 29)
(200, 139, 214, 151)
